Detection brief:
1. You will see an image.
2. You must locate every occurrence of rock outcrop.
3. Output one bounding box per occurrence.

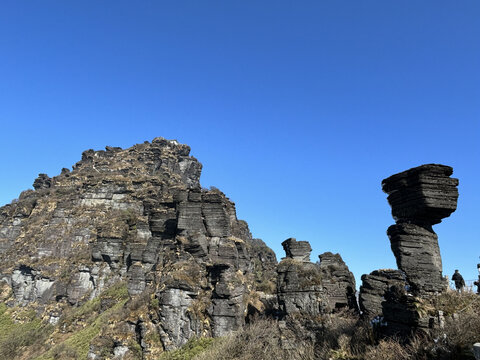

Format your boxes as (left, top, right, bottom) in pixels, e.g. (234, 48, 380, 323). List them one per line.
(360, 164, 459, 336)
(0, 138, 274, 358)
(382, 164, 458, 296)
(317, 252, 357, 312)
(281, 238, 312, 262)
(358, 269, 405, 318)
(276, 238, 327, 316)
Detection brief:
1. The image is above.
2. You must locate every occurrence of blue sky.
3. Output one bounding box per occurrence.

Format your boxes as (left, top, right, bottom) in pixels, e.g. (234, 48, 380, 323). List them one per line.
(1, 1, 479, 287)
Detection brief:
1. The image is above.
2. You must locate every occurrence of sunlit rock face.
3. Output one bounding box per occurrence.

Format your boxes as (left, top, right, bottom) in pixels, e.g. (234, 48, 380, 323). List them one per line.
(0, 137, 277, 357)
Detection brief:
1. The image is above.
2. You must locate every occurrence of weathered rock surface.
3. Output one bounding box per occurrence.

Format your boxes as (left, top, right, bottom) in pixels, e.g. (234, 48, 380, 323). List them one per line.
(0, 137, 274, 358)
(277, 259, 326, 316)
(359, 269, 405, 318)
(373, 164, 459, 336)
(382, 164, 459, 226)
(277, 238, 327, 317)
(281, 238, 312, 262)
(317, 252, 357, 312)
(382, 164, 458, 297)
(387, 223, 445, 295)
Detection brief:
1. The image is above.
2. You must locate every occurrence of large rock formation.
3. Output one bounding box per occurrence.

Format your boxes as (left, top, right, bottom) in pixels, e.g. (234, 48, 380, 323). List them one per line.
(276, 238, 326, 316)
(0, 138, 276, 358)
(317, 252, 357, 312)
(382, 164, 458, 296)
(276, 239, 357, 316)
(360, 164, 459, 336)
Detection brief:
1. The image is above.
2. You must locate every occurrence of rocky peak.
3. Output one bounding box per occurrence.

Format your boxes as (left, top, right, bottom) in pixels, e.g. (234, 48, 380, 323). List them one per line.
(0, 138, 275, 358)
(46, 137, 203, 190)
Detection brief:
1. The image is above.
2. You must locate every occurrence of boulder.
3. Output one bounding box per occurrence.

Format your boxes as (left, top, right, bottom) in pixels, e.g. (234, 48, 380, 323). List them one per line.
(359, 269, 405, 318)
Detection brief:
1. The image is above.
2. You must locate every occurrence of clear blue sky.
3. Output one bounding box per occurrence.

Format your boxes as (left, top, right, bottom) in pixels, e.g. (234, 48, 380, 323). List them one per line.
(1, 1, 479, 287)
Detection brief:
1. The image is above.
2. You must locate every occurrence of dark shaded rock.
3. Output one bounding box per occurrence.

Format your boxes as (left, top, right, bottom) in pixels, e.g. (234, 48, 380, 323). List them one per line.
(281, 238, 311, 262)
(381, 283, 420, 337)
(277, 248, 327, 316)
(359, 269, 405, 318)
(382, 164, 458, 296)
(387, 223, 446, 295)
(382, 164, 458, 226)
(318, 252, 358, 312)
(379, 164, 459, 337)
(208, 263, 246, 337)
(33, 173, 51, 190)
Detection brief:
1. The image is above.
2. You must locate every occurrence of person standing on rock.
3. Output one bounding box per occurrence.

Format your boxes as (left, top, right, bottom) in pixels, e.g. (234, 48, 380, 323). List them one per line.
(452, 269, 465, 292)
(474, 275, 480, 295)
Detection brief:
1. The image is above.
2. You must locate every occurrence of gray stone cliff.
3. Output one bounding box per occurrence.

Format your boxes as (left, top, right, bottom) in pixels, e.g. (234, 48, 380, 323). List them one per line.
(0, 138, 277, 359)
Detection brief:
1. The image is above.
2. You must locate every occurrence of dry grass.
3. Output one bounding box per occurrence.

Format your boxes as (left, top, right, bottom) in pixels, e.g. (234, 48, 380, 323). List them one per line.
(193, 318, 314, 360)
(161, 291, 480, 360)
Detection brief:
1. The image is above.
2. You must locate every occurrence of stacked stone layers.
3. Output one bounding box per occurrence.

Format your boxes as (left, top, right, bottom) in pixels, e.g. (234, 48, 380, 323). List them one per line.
(276, 239, 358, 316)
(0, 138, 277, 357)
(363, 163, 460, 336)
(276, 238, 326, 316)
(281, 238, 312, 262)
(382, 164, 458, 226)
(318, 252, 357, 312)
(382, 164, 458, 296)
(387, 224, 444, 294)
(359, 269, 404, 318)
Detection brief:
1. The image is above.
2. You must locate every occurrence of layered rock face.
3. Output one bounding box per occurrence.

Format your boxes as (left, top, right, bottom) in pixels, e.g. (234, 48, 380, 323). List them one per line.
(276, 239, 357, 317)
(276, 238, 326, 316)
(0, 138, 275, 358)
(382, 164, 458, 296)
(359, 269, 404, 318)
(382, 164, 459, 226)
(360, 164, 459, 336)
(318, 252, 357, 312)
